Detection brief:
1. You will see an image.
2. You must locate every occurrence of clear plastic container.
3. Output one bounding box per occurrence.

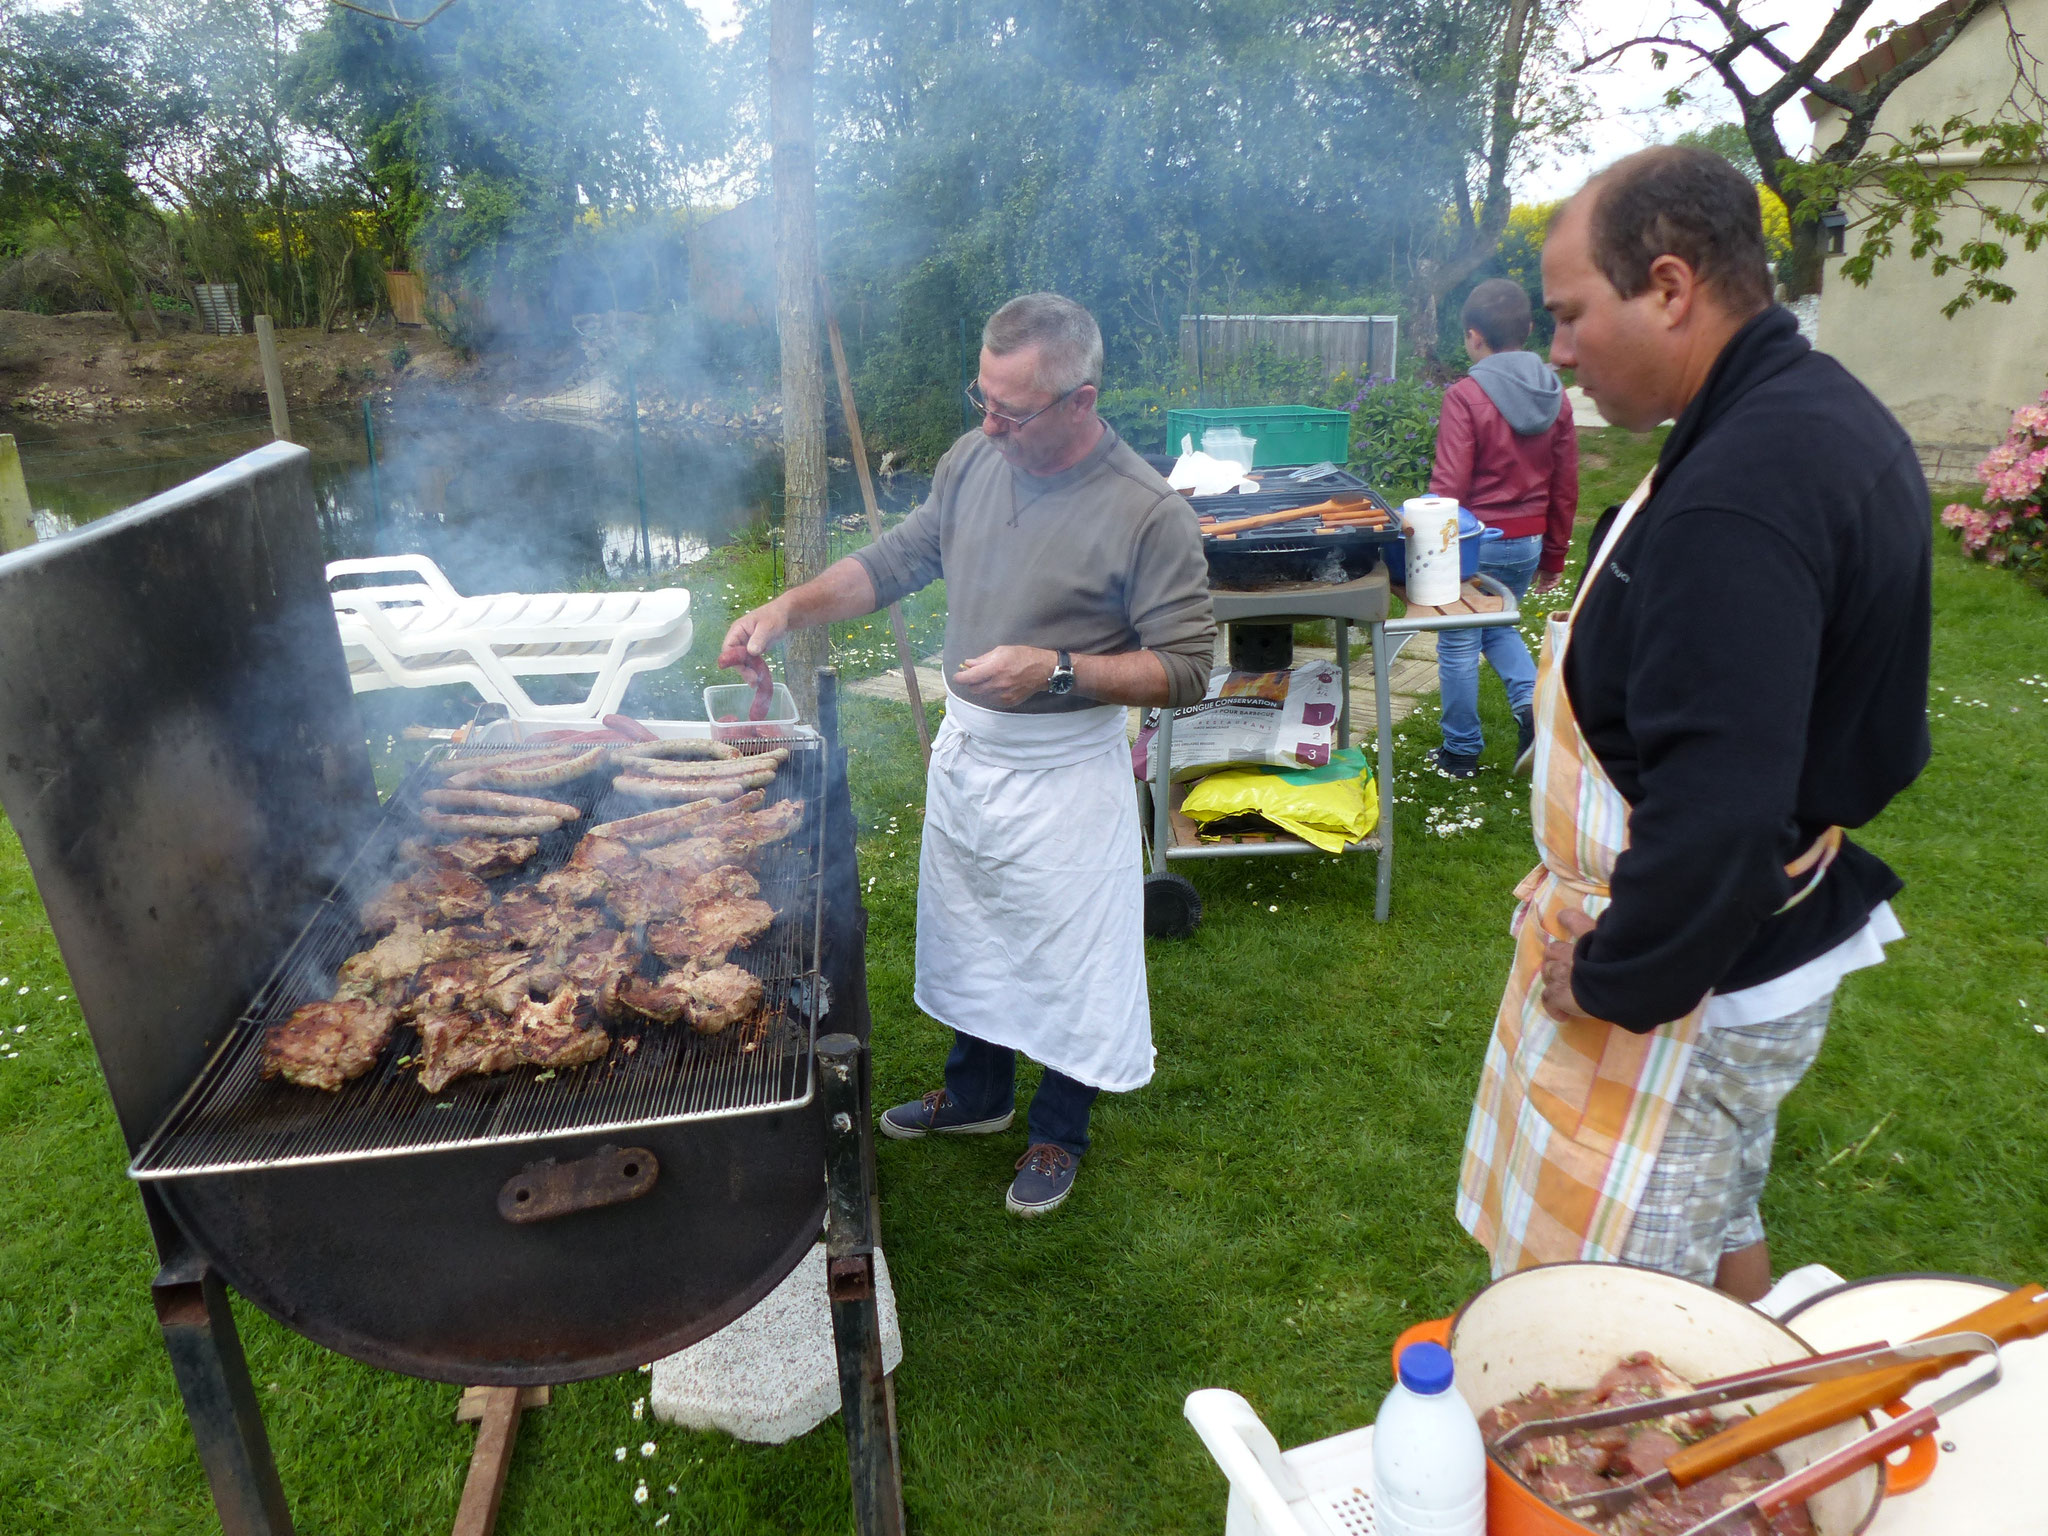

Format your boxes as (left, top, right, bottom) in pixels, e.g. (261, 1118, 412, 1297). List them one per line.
(702, 682, 798, 740)
(1370, 1341, 1486, 1536)
(1201, 426, 1257, 470)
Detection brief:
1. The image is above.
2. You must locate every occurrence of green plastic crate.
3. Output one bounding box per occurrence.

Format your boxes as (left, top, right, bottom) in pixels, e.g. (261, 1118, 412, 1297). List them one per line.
(1163, 405, 1352, 469)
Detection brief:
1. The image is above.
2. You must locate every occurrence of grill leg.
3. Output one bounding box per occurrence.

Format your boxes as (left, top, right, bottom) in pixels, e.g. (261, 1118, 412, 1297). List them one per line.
(819, 1032, 906, 1536)
(151, 1253, 296, 1536)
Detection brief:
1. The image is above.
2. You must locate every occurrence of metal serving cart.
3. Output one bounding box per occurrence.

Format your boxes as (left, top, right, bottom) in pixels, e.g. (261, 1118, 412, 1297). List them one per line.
(1142, 563, 1522, 932)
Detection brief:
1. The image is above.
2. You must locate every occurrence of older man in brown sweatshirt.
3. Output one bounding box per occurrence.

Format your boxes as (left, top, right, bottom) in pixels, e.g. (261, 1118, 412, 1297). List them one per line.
(722, 293, 1215, 1216)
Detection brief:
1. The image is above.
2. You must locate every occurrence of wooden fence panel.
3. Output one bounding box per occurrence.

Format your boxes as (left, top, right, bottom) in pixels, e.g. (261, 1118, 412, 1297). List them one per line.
(1178, 314, 1398, 384)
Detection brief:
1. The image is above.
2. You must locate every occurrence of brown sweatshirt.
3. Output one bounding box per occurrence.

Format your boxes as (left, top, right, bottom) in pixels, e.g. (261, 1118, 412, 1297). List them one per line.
(852, 423, 1217, 713)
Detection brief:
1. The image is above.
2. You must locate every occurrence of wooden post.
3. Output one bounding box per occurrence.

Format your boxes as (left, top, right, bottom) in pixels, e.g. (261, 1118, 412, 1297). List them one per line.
(820, 275, 930, 764)
(770, 0, 829, 723)
(451, 1385, 548, 1536)
(0, 435, 34, 555)
(254, 315, 291, 442)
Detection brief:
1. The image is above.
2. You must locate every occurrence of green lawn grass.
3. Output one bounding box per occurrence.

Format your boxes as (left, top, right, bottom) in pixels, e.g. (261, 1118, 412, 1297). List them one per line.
(4, 428, 2045, 1532)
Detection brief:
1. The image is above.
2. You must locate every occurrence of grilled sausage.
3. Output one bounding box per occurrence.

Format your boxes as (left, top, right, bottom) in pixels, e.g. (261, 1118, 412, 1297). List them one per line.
(618, 749, 788, 782)
(421, 789, 582, 820)
(427, 746, 575, 779)
(420, 811, 568, 836)
(612, 771, 776, 803)
(451, 744, 612, 790)
(603, 713, 659, 742)
(590, 789, 767, 846)
(614, 738, 741, 762)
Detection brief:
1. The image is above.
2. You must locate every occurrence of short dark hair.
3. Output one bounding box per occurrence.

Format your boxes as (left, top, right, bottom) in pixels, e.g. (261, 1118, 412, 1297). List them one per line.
(1580, 145, 1773, 315)
(1461, 279, 1533, 351)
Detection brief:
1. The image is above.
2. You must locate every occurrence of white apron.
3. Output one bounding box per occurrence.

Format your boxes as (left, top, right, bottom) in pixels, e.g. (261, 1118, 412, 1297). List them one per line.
(913, 690, 1154, 1092)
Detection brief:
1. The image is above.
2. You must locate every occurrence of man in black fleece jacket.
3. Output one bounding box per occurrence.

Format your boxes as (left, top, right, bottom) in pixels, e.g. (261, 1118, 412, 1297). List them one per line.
(1536, 146, 1930, 1297)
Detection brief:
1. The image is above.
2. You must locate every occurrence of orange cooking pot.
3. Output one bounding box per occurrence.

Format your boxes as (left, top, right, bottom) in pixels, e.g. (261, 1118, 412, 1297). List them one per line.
(1389, 1263, 1939, 1536)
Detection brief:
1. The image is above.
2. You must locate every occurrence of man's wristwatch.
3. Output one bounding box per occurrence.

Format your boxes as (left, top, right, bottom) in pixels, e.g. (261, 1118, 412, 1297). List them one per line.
(1046, 649, 1075, 695)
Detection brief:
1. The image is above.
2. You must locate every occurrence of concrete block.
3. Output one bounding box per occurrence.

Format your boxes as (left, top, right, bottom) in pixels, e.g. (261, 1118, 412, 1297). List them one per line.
(649, 1243, 901, 1444)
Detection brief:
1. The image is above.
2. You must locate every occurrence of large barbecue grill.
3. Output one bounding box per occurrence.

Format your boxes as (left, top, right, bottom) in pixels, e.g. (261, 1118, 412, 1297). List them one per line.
(132, 734, 830, 1179)
(0, 443, 905, 1535)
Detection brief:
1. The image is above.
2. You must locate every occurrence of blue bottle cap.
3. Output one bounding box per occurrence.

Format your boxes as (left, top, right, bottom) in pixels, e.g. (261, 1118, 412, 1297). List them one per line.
(1398, 1340, 1455, 1395)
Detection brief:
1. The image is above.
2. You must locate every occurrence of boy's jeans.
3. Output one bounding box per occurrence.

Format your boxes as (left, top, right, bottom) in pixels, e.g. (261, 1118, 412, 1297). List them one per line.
(1437, 534, 1542, 757)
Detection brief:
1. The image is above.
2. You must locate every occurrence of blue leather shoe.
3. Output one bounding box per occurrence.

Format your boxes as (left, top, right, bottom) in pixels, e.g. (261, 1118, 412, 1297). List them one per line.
(879, 1088, 1014, 1140)
(1005, 1143, 1077, 1217)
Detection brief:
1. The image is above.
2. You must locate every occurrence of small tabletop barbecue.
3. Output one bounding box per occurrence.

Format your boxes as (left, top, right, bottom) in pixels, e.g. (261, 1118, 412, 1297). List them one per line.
(0, 444, 905, 1536)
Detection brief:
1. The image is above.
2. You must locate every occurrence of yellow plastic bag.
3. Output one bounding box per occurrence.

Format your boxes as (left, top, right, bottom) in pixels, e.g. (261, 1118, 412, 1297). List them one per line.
(1179, 747, 1378, 854)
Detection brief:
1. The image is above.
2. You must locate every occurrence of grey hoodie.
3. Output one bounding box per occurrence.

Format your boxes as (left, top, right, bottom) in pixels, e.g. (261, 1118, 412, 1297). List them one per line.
(1469, 350, 1564, 436)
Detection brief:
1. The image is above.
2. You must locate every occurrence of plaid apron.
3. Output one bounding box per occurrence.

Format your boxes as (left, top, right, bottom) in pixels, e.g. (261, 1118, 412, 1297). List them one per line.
(1455, 475, 1840, 1273)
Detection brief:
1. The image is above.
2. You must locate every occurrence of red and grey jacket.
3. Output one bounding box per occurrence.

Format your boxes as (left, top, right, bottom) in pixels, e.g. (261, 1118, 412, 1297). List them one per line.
(1428, 369, 1579, 573)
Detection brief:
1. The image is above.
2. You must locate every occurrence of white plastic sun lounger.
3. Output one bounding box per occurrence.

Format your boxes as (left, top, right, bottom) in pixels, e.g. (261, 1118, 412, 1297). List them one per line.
(328, 554, 693, 722)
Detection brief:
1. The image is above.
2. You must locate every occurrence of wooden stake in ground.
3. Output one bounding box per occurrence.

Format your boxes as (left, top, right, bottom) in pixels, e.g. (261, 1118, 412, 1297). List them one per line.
(770, 0, 829, 724)
(0, 435, 34, 554)
(820, 275, 931, 765)
(254, 315, 292, 442)
(451, 1384, 549, 1536)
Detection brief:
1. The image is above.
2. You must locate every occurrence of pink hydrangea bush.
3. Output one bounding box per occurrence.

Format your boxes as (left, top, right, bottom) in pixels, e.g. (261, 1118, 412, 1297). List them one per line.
(1942, 390, 2048, 585)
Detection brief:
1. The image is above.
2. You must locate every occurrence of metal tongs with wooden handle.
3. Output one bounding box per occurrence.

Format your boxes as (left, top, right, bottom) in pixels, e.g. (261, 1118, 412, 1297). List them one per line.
(1494, 1283, 2048, 1529)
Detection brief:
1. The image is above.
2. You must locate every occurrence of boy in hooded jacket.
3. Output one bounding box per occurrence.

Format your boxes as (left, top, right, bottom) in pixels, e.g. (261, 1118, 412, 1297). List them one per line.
(1426, 278, 1578, 778)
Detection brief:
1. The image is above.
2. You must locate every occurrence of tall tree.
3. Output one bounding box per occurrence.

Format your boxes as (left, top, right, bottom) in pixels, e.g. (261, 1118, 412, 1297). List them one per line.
(0, 0, 195, 338)
(771, 0, 828, 718)
(1580, 0, 2020, 296)
(1344, 0, 1577, 353)
(291, 0, 727, 322)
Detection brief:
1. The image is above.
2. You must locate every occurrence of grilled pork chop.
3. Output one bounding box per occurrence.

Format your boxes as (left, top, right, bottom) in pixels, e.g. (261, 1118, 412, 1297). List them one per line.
(641, 803, 805, 874)
(604, 869, 698, 929)
(615, 971, 693, 1025)
(567, 834, 644, 877)
(402, 952, 542, 1020)
(414, 986, 609, 1093)
(338, 922, 486, 996)
(482, 889, 608, 949)
(646, 896, 775, 966)
(262, 998, 398, 1092)
(400, 835, 541, 879)
(360, 868, 492, 933)
(679, 865, 760, 904)
(680, 963, 763, 1034)
(533, 864, 612, 906)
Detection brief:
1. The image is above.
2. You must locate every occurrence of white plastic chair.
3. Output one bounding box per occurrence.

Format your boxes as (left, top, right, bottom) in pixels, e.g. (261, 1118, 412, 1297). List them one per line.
(328, 554, 693, 723)
(1185, 1389, 1379, 1536)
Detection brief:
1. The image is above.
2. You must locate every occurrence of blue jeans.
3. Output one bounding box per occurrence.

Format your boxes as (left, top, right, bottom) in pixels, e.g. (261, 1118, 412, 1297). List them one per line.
(1437, 534, 1542, 757)
(945, 1031, 1100, 1159)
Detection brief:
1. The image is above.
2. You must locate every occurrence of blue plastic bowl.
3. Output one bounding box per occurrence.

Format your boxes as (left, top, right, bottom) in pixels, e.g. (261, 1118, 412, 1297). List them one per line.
(1382, 506, 1503, 585)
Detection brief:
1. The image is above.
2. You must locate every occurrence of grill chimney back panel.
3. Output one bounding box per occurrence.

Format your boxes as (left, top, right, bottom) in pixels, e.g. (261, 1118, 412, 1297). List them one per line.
(0, 443, 377, 1153)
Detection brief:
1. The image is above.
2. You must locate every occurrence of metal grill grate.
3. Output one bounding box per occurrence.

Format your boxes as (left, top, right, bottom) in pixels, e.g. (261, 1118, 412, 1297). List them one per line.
(129, 735, 828, 1180)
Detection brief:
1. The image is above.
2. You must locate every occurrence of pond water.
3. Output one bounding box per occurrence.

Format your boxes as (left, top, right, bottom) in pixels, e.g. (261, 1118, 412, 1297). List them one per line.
(4, 400, 928, 594)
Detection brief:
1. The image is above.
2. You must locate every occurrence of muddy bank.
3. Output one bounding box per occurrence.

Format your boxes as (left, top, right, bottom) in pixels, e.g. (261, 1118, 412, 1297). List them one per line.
(0, 309, 790, 443)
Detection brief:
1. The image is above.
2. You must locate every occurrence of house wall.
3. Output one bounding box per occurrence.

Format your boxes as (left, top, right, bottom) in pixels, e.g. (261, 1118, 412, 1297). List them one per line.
(1810, 0, 2048, 463)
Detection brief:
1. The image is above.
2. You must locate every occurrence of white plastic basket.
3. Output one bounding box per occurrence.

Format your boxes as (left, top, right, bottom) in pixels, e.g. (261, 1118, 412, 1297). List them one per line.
(1185, 1389, 1381, 1536)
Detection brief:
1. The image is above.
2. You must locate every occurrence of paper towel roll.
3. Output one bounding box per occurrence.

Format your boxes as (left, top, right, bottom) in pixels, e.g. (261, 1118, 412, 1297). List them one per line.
(1400, 495, 1462, 605)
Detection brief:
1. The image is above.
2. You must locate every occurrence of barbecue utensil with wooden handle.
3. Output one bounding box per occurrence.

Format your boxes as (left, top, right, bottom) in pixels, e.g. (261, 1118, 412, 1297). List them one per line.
(1535, 1283, 2048, 1522)
(1201, 496, 1385, 536)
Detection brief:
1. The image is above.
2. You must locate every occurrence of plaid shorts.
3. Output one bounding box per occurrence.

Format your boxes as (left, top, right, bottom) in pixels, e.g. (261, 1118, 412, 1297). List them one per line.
(1617, 992, 1836, 1284)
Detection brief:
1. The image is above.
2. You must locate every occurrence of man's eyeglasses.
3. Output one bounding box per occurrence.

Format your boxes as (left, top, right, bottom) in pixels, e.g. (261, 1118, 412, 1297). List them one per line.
(965, 383, 1079, 431)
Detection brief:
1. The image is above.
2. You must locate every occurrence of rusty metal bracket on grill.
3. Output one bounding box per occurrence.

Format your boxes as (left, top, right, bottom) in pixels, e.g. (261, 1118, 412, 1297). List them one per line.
(496, 1145, 659, 1224)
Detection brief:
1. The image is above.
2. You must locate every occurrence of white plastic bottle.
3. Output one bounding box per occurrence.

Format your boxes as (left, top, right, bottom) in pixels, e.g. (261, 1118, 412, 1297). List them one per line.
(1369, 1340, 1487, 1536)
